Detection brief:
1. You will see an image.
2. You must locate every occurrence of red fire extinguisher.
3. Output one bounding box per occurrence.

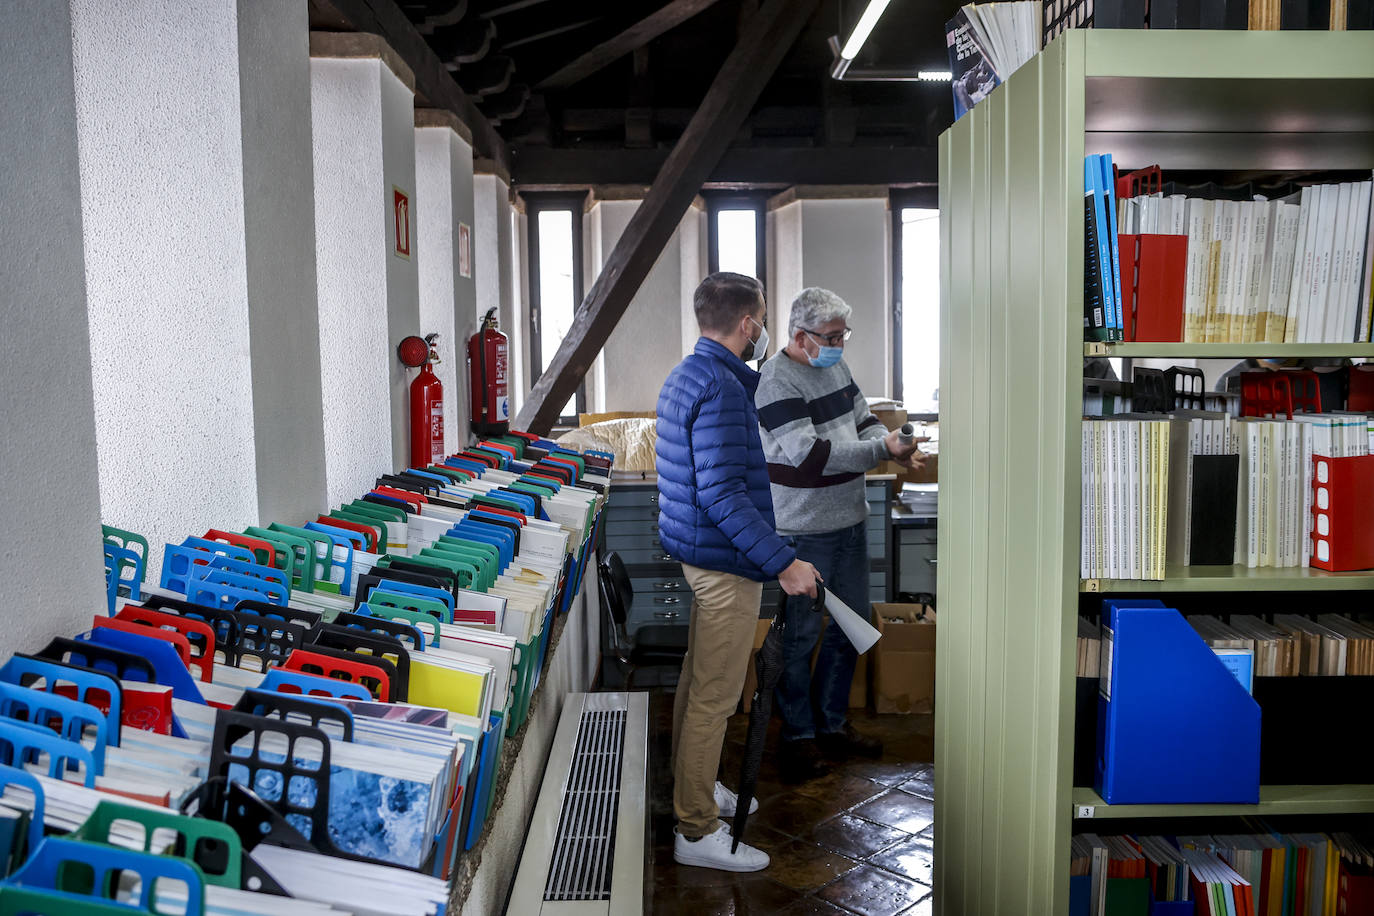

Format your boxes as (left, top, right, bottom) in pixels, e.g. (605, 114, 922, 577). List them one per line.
(468, 307, 509, 436)
(397, 332, 445, 468)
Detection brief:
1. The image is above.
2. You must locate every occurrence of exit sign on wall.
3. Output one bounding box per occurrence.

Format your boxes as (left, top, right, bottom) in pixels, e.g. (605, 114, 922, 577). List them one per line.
(393, 186, 411, 259)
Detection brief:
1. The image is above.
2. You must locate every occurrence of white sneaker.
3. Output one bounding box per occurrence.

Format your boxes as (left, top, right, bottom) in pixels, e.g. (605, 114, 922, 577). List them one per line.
(673, 821, 769, 872)
(713, 781, 759, 817)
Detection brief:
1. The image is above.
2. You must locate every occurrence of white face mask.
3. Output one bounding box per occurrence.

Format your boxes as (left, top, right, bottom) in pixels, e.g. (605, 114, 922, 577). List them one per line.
(744, 316, 769, 362)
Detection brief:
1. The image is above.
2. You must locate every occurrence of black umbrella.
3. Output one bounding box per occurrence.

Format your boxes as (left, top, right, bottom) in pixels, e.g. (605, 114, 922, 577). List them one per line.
(731, 584, 824, 852)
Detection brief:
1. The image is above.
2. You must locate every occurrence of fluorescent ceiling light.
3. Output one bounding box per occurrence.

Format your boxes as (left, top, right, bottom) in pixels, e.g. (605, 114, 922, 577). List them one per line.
(918, 70, 953, 81)
(839, 0, 893, 60)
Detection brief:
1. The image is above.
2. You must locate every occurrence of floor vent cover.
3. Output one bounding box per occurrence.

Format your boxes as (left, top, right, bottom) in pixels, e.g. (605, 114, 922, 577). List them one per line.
(543, 707, 627, 901)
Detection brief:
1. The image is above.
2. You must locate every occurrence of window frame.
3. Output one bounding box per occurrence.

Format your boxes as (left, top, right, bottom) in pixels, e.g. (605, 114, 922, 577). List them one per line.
(890, 187, 940, 422)
(523, 191, 589, 424)
(705, 192, 768, 281)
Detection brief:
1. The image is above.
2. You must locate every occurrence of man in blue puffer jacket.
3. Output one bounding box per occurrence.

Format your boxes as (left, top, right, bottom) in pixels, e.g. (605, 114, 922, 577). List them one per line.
(656, 271, 821, 873)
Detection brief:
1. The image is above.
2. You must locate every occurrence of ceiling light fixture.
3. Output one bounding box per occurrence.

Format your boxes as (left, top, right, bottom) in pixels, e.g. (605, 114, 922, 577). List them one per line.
(918, 70, 953, 81)
(839, 0, 893, 60)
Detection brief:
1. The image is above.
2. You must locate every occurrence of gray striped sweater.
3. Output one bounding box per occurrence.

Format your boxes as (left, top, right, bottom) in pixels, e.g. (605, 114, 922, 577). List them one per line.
(755, 352, 889, 535)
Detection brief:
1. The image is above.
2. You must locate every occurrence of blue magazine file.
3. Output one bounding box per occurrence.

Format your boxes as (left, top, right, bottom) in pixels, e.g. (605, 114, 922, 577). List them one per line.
(1096, 601, 1261, 804)
(1085, 156, 1120, 340)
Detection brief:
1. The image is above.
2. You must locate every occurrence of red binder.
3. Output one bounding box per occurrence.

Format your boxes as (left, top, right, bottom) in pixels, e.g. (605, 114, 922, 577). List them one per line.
(1311, 454, 1374, 572)
(1119, 233, 1186, 342)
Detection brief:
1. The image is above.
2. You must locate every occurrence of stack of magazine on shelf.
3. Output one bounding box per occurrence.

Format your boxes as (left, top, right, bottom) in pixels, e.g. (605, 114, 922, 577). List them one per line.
(1, 430, 613, 915)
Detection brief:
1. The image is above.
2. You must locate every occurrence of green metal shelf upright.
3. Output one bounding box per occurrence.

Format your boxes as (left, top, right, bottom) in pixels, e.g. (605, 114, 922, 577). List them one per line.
(936, 28, 1374, 916)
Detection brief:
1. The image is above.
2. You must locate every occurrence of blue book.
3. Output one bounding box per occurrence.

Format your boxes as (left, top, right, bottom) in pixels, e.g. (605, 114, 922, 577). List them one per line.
(1085, 155, 1120, 340)
(1098, 153, 1124, 341)
(1212, 648, 1254, 694)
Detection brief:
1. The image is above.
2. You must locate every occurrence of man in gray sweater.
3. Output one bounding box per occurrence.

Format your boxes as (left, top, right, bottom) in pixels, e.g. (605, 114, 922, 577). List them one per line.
(756, 287, 925, 783)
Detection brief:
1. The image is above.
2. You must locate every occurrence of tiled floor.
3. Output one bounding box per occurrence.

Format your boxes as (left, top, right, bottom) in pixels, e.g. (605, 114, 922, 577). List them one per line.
(648, 690, 937, 915)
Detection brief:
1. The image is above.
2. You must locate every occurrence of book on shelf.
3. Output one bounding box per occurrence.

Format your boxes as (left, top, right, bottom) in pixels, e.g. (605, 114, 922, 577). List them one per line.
(946, 1, 1042, 120)
(1064, 830, 1374, 916)
(1092, 170, 1374, 344)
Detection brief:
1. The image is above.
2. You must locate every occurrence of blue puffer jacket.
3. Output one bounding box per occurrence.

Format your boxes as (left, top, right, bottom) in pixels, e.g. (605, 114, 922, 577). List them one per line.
(656, 338, 796, 581)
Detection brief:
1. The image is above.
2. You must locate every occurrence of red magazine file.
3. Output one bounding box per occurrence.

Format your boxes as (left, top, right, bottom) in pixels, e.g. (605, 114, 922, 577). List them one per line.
(1120, 233, 1186, 342)
(282, 648, 392, 702)
(203, 529, 276, 567)
(1339, 861, 1374, 915)
(1116, 165, 1162, 200)
(115, 606, 216, 681)
(1311, 454, 1374, 572)
(1241, 372, 1295, 418)
(1349, 365, 1374, 412)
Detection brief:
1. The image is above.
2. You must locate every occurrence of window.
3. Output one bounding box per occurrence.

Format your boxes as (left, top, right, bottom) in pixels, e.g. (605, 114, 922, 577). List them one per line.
(525, 194, 587, 423)
(706, 195, 766, 281)
(892, 190, 940, 416)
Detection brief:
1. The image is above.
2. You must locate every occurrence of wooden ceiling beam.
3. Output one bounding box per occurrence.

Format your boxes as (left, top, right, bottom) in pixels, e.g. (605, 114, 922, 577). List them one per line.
(536, 0, 724, 91)
(326, 0, 510, 171)
(515, 0, 821, 434)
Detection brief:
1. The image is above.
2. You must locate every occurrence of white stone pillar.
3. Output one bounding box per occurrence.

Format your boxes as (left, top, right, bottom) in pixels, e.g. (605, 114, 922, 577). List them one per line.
(70, 0, 259, 569)
(237, 0, 327, 523)
(415, 110, 478, 451)
(474, 170, 525, 417)
(0, 1, 108, 651)
(310, 34, 419, 503)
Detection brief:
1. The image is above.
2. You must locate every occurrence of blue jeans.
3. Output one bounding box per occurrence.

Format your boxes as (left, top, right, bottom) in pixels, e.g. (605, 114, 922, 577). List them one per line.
(775, 521, 871, 741)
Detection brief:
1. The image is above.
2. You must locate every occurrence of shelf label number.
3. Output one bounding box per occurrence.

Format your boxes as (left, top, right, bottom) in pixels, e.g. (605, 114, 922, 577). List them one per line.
(1076, 805, 1095, 819)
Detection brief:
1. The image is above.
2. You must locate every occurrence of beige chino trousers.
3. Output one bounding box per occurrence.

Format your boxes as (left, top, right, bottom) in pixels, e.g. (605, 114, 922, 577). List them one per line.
(671, 561, 763, 838)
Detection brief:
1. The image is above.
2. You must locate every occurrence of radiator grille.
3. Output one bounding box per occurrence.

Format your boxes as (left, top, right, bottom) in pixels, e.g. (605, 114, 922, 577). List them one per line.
(543, 707, 626, 901)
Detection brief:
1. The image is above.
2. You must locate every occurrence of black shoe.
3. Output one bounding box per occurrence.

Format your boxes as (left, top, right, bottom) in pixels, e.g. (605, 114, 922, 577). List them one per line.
(778, 739, 826, 784)
(817, 723, 883, 760)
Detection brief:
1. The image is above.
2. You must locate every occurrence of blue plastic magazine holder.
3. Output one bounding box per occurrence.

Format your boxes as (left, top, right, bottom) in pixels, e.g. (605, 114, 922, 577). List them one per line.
(258, 668, 372, 702)
(186, 568, 283, 610)
(232, 688, 355, 741)
(443, 456, 490, 476)
(0, 764, 47, 855)
(365, 579, 454, 614)
(1096, 600, 1260, 804)
(302, 524, 357, 594)
(451, 521, 513, 568)
(0, 656, 123, 746)
(4, 836, 207, 916)
(0, 721, 96, 784)
(205, 555, 291, 596)
(307, 521, 367, 552)
(0, 683, 110, 773)
(405, 468, 452, 487)
(79, 628, 205, 704)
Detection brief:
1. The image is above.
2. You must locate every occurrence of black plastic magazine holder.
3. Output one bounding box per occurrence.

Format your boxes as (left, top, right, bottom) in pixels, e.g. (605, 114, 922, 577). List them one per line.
(232, 688, 355, 741)
(218, 609, 309, 672)
(232, 599, 322, 633)
(309, 627, 410, 701)
(362, 493, 413, 513)
(143, 595, 243, 650)
(380, 559, 461, 598)
(200, 710, 435, 874)
(354, 570, 455, 611)
(35, 637, 157, 684)
(333, 611, 427, 653)
(376, 474, 437, 495)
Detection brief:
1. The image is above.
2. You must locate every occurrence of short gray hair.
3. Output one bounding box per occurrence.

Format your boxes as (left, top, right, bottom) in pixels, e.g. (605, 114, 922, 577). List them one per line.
(788, 287, 852, 338)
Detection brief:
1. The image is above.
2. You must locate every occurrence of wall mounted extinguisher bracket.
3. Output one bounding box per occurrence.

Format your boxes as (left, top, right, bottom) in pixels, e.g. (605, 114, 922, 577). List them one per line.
(468, 308, 510, 437)
(399, 334, 446, 468)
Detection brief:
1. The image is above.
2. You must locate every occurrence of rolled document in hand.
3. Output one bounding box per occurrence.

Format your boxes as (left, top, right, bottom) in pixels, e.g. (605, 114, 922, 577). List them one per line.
(823, 590, 882, 654)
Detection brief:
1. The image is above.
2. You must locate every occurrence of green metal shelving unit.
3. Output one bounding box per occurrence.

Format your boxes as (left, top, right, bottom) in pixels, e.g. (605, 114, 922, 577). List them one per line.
(936, 29, 1374, 916)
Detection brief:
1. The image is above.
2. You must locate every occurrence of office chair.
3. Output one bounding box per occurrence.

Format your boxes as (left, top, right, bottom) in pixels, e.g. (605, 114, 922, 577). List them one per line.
(598, 551, 689, 688)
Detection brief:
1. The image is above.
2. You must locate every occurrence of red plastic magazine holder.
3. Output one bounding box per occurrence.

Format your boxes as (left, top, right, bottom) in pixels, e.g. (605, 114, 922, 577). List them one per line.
(1115, 165, 1163, 200)
(282, 648, 392, 702)
(1240, 372, 1295, 418)
(370, 487, 425, 512)
(1311, 454, 1374, 571)
(115, 606, 216, 678)
(203, 529, 276, 567)
(315, 516, 377, 553)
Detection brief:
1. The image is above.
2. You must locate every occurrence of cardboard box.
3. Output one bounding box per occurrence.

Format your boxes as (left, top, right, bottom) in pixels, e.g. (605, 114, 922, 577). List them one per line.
(738, 616, 869, 711)
(871, 603, 936, 714)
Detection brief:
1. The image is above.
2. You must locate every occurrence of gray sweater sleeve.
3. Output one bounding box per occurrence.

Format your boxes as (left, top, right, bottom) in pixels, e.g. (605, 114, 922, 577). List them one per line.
(756, 370, 889, 474)
(854, 388, 889, 443)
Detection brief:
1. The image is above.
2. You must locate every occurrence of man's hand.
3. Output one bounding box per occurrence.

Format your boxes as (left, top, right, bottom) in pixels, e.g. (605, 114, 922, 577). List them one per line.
(778, 559, 821, 598)
(883, 430, 929, 461)
(896, 449, 929, 471)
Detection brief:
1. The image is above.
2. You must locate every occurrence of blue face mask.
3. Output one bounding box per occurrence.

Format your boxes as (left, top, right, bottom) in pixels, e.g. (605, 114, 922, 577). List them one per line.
(807, 342, 843, 368)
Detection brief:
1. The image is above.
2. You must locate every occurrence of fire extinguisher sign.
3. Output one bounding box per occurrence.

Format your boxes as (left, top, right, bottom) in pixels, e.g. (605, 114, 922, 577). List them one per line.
(393, 186, 411, 260)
